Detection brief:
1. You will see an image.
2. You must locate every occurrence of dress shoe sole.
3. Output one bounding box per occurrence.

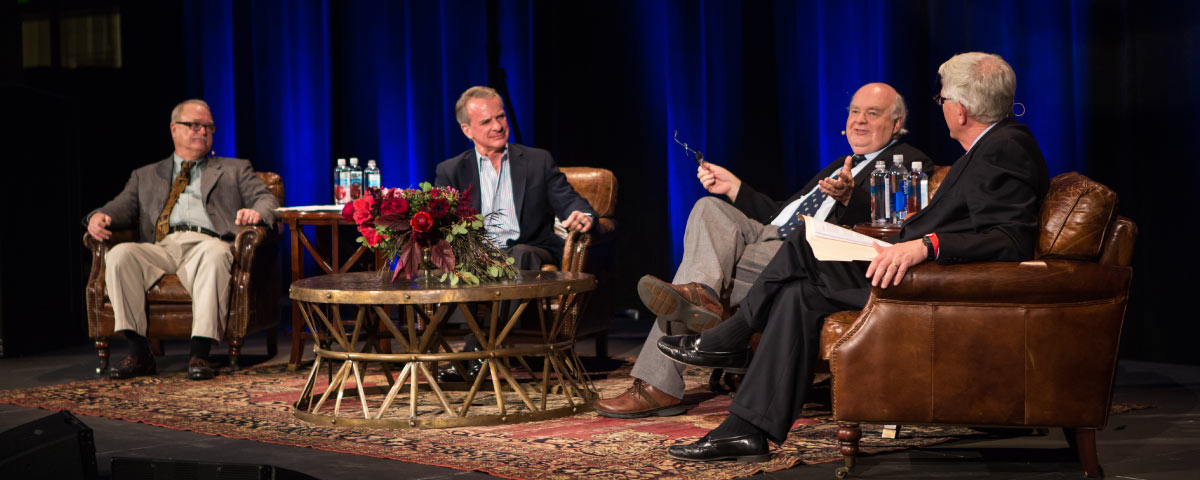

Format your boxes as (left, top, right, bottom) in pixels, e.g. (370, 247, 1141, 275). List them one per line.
(188, 370, 215, 381)
(657, 337, 751, 373)
(667, 451, 771, 463)
(595, 404, 688, 419)
(638, 277, 721, 332)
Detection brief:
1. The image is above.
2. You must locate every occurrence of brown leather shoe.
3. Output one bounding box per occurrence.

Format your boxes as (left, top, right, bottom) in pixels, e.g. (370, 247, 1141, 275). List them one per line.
(637, 275, 728, 332)
(187, 356, 216, 380)
(107, 354, 156, 379)
(595, 379, 687, 418)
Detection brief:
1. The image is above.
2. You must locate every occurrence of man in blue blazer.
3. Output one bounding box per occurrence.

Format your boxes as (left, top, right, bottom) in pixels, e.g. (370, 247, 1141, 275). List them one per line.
(435, 86, 595, 269)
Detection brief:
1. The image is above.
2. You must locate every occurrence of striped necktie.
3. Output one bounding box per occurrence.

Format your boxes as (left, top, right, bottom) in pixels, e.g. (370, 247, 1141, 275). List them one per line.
(778, 154, 868, 239)
(154, 161, 197, 242)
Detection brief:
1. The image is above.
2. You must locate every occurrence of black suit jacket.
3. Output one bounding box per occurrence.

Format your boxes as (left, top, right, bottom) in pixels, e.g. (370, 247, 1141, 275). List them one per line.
(434, 143, 595, 261)
(732, 142, 931, 227)
(894, 118, 1050, 263)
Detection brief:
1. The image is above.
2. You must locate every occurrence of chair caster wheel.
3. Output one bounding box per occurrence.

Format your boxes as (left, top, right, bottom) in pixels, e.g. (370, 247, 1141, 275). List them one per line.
(835, 466, 851, 478)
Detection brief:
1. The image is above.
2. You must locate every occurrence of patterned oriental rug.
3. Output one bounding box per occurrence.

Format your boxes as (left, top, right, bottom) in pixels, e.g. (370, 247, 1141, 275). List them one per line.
(0, 359, 1146, 480)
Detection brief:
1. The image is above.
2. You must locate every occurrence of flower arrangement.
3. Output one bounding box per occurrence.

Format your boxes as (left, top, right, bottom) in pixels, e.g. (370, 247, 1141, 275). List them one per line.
(341, 182, 517, 285)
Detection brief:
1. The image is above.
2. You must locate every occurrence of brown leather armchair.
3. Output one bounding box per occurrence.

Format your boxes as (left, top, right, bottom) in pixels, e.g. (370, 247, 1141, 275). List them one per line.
(84, 172, 284, 373)
(546, 166, 618, 357)
(825, 172, 1135, 478)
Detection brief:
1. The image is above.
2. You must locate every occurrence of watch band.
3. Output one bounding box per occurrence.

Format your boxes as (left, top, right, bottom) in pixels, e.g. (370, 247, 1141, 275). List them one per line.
(922, 235, 936, 260)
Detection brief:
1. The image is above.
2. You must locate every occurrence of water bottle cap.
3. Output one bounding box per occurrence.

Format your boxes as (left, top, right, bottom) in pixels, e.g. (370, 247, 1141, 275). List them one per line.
(367, 160, 376, 167)
(349, 157, 359, 165)
(876, 160, 885, 167)
(337, 158, 346, 166)
(893, 154, 903, 163)
(911, 161, 922, 169)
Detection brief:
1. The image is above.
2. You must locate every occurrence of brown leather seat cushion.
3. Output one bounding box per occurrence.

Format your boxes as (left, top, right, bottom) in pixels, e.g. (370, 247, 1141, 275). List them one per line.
(1037, 172, 1118, 260)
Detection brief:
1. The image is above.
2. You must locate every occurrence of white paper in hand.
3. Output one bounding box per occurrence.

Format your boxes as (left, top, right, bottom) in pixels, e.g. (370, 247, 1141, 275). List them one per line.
(802, 215, 891, 261)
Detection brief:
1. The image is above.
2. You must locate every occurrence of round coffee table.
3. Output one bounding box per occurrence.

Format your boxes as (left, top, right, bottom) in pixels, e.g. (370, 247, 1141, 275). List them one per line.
(289, 270, 597, 428)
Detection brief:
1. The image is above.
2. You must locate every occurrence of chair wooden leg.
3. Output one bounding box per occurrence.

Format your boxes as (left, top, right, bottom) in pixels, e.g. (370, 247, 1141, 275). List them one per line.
(94, 339, 110, 375)
(836, 423, 862, 478)
(1066, 428, 1103, 478)
(266, 327, 279, 358)
(229, 338, 244, 371)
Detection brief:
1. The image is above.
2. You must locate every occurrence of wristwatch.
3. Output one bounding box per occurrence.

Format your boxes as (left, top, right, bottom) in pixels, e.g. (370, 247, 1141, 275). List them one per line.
(921, 235, 936, 260)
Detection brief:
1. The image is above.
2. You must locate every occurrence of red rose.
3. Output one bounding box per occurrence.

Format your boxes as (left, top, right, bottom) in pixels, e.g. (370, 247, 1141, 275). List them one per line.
(351, 196, 375, 224)
(410, 211, 433, 233)
(341, 201, 356, 223)
(382, 196, 409, 217)
(358, 224, 381, 247)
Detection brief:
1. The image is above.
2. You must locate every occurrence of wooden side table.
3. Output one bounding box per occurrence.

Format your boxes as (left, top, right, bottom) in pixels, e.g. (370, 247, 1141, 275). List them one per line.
(276, 207, 381, 370)
(852, 223, 900, 240)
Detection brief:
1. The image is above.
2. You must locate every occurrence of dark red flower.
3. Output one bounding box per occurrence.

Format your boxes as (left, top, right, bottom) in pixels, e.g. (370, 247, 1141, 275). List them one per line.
(382, 196, 409, 217)
(341, 201, 356, 223)
(428, 197, 450, 217)
(411, 211, 433, 233)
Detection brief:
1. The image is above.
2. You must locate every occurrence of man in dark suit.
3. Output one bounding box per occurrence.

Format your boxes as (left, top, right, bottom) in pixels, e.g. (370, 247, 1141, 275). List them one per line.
(85, 99, 279, 381)
(656, 52, 1049, 462)
(595, 83, 930, 419)
(435, 86, 595, 269)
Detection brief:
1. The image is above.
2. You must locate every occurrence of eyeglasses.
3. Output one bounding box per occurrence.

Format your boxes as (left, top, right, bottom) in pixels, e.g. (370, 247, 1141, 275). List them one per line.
(932, 94, 954, 106)
(175, 121, 217, 133)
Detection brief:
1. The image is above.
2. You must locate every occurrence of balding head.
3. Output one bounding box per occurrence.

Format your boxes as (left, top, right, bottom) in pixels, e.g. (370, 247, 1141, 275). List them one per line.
(844, 82, 908, 155)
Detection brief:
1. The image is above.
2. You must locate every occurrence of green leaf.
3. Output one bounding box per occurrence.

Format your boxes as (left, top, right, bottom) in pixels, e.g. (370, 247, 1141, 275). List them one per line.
(506, 256, 516, 265)
(471, 220, 483, 229)
(445, 233, 454, 243)
(420, 182, 432, 192)
(488, 266, 499, 277)
(449, 275, 460, 286)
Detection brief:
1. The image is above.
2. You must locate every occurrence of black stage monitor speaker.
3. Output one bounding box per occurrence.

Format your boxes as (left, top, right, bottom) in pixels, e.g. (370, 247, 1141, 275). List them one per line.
(0, 410, 98, 480)
(112, 457, 319, 480)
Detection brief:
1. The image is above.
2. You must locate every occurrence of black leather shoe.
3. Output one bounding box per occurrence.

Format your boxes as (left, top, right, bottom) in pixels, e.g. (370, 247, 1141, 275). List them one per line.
(108, 354, 157, 379)
(668, 433, 770, 462)
(657, 334, 750, 373)
(187, 356, 216, 380)
(436, 359, 484, 383)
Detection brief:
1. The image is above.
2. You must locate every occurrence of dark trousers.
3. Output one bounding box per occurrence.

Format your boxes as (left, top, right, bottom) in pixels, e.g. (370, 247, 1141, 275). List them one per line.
(506, 244, 555, 270)
(727, 224, 871, 443)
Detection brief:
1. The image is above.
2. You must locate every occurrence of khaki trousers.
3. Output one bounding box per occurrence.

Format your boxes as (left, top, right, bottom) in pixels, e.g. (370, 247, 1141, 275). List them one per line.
(105, 231, 233, 340)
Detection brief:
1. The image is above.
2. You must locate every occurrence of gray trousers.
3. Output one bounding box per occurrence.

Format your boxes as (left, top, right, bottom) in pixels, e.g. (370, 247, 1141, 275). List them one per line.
(105, 231, 233, 340)
(629, 197, 783, 398)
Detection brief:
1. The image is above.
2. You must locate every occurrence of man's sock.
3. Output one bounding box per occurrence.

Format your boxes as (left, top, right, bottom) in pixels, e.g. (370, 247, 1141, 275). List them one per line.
(698, 315, 753, 352)
(122, 330, 151, 359)
(709, 413, 763, 439)
(190, 336, 215, 359)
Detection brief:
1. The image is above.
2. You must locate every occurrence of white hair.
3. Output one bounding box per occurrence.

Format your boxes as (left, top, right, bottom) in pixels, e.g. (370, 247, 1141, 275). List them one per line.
(170, 99, 211, 122)
(937, 52, 1016, 123)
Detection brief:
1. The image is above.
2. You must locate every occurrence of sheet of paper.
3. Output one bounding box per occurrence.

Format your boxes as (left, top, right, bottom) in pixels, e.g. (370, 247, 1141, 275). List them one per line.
(274, 205, 345, 212)
(802, 215, 891, 262)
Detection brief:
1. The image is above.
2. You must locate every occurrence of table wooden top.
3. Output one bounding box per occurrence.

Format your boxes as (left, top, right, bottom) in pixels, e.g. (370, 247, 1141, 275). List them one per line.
(289, 270, 596, 305)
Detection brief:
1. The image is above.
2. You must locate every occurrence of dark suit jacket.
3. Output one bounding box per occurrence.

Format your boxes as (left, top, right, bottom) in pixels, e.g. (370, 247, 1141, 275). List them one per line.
(732, 142, 931, 227)
(434, 143, 595, 261)
(85, 156, 280, 241)
(894, 118, 1050, 263)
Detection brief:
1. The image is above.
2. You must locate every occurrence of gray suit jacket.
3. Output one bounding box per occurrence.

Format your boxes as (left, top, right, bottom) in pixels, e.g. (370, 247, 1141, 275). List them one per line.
(86, 156, 279, 241)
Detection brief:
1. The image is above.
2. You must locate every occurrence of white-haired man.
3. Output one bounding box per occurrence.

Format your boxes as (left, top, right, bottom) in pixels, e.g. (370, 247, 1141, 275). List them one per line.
(85, 99, 279, 381)
(596, 83, 931, 419)
(656, 52, 1050, 462)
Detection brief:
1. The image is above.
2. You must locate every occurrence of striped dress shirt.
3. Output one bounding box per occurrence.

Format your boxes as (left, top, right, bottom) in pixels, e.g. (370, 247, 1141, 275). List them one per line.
(476, 147, 521, 246)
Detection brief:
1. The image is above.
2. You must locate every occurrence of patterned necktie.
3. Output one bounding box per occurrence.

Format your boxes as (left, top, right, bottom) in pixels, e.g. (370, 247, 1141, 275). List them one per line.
(778, 154, 868, 239)
(154, 161, 197, 242)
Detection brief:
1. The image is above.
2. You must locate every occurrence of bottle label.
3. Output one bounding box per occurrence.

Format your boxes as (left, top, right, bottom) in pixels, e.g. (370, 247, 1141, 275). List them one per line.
(367, 173, 381, 189)
(919, 179, 929, 209)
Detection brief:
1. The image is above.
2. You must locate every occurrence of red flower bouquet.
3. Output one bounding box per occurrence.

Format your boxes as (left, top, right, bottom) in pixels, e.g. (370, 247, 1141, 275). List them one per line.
(342, 182, 516, 285)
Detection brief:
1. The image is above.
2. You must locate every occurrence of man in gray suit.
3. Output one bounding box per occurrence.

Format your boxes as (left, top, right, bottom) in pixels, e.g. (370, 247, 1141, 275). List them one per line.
(595, 83, 930, 418)
(84, 99, 279, 381)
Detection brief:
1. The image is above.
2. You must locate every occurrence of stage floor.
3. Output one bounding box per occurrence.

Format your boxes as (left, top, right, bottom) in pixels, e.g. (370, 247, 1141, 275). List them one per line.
(2, 314, 1198, 479)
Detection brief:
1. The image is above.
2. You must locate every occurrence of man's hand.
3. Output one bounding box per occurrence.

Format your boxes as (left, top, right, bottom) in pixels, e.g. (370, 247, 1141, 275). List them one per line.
(562, 210, 593, 233)
(235, 208, 263, 226)
(865, 239, 928, 288)
(697, 162, 742, 201)
(87, 212, 113, 241)
(818, 156, 855, 205)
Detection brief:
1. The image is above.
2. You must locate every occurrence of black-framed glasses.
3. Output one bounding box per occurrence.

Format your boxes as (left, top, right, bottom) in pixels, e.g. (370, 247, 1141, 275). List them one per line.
(175, 121, 217, 133)
(932, 94, 953, 106)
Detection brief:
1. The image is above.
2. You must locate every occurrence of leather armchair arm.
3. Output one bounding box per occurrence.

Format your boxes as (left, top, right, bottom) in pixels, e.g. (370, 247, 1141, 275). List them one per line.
(227, 225, 268, 337)
(83, 230, 137, 337)
(877, 259, 1132, 305)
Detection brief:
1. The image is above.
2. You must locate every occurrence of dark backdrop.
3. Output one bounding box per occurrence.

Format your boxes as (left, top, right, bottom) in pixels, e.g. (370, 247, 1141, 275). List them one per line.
(5, 0, 1198, 364)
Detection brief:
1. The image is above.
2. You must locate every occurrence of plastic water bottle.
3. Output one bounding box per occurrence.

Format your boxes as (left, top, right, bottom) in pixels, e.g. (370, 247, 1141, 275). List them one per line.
(364, 159, 381, 189)
(887, 154, 909, 225)
(907, 161, 929, 214)
(334, 158, 348, 204)
(869, 160, 889, 225)
(348, 157, 364, 200)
